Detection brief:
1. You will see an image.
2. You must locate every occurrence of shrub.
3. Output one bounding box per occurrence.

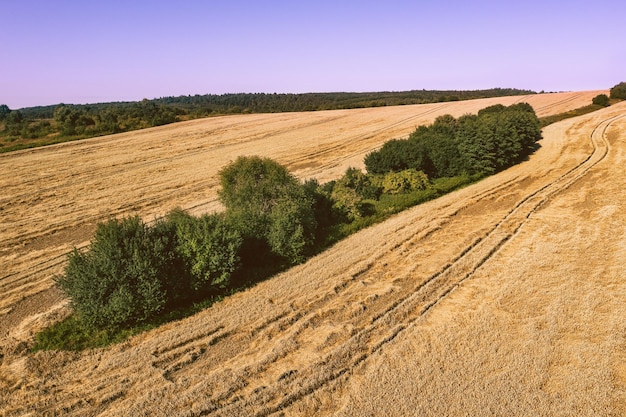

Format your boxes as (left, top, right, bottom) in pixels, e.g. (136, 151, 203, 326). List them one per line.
(364, 139, 426, 174)
(331, 182, 368, 221)
(592, 94, 610, 107)
(0, 104, 10, 121)
(219, 156, 317, 265)
(168, 209, 242, 293)
(56, 216, 180, 329)
(381, 169, 429, 194)
(610, 82, 626, 100)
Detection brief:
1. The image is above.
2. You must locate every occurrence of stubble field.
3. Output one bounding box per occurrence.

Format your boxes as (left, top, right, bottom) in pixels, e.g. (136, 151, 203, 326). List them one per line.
(2, 90, 624, 416)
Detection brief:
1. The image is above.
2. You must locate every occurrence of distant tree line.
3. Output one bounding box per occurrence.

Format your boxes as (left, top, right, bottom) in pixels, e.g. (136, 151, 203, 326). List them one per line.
(1, 88, 535, 146)
(5, 83, 626, 149)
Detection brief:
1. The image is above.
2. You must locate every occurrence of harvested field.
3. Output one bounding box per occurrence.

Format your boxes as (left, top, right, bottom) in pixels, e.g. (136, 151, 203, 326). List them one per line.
(2, 90, 624, 416)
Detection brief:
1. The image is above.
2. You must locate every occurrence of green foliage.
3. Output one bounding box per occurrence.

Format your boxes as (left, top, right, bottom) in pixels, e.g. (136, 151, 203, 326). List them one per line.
(32, 315, 133, 351)
(366, 103, 542, 178)
(0, 104, 10, 121)
(218, 156, 316, 264)
(4, 110, 25, 136)
(610, 82, 626, 100)
(381, 169, 429, 194)
(168, 209, 242, 292)
(3, 89, 537, 154)
(6, 109, 23, 124)
(20, 120, 52, 139)
(267, 195, 315, 264)
(364, 138, 427, 174)
(592, 94, 610, 107)
(56, 217, 179, 330)
(54, 104, 96, 135)
(328, 168, 381, 221)
(331, 181, 368, 221)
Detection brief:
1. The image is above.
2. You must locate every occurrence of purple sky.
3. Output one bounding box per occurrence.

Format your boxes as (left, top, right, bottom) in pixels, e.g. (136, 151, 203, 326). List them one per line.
(2, 0, 625, 109)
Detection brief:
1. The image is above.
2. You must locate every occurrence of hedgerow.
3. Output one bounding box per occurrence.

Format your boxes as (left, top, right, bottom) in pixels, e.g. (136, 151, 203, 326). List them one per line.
(46, 102, 548, 348)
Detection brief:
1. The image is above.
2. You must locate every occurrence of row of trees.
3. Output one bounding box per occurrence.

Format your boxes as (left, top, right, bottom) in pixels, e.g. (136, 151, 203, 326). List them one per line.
(58, 157, 325, 329)
(53, 102, 552, 333)
(2, 88, 535, 143)
(4, 82, 625, 146)
(364, 103, 542, 178)
(0, 101, 181, 141)
(152, 88, 535, 114)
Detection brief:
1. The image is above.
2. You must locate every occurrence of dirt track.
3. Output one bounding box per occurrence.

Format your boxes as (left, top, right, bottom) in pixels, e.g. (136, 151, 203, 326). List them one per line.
(3, 91, 625, 416)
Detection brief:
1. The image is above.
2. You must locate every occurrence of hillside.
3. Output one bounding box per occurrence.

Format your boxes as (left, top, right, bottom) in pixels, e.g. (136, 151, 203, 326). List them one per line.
(2, 90, 623, 416)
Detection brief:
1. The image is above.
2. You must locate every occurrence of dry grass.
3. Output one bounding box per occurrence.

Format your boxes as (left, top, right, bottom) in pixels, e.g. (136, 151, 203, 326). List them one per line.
(2, 90, 623, 416)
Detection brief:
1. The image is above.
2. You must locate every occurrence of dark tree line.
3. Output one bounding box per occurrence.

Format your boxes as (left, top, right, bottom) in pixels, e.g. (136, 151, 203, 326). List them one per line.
(2, 88, 535, 143)
(152, 88, 536, 114)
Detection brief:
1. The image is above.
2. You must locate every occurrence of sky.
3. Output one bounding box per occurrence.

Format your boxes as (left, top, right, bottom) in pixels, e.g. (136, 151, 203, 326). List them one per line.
(2, 0, 625, 109)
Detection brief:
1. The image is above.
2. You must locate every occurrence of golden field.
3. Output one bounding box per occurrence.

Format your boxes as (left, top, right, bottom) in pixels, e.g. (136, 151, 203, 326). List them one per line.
(2, 90, 625, 416)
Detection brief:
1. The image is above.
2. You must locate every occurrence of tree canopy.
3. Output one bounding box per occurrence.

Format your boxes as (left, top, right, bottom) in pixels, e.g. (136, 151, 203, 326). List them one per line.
(365, 103, 541, 178)
(610, 82, 626, 100)
(218, 156, 317, 265)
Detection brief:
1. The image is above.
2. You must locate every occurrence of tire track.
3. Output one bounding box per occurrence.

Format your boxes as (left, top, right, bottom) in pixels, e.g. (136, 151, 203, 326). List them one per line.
(533, 92, 584, 114)
(197, 114, 621, 416)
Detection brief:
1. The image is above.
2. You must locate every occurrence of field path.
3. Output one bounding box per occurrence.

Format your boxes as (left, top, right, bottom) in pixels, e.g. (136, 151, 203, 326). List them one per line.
(2, 91, 624, 416)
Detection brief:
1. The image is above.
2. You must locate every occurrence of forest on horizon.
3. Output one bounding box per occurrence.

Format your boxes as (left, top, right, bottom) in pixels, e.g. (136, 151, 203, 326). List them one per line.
(0, 88, 536, 152)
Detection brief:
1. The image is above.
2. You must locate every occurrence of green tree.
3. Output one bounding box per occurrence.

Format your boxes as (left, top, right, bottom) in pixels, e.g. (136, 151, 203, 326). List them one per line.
(5, 110, 25, 136)
(56, 216, 180, 329)
(381, 169, 429, 194)
(364, 138, 427, 174)
(168, 210, 242, 292)
(218, 156, 317, 265)
(456, 114, 497, 175)
(54, 104, 95, 135)
(0, 104, 10, 121)
(331, 181, 368, 221)
(610, 82, 626, 100)
(592, 94, 610, 107)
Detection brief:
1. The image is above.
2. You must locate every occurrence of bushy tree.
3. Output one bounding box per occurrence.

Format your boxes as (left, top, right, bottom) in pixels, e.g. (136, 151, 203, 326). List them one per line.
(168, 210, 242, 292)
(218, 156, 316, 264)
(338, 167, 381, 199)
(54, 104, 95, 135)
(592, 94, 610, 107)
(331, 181, 368, 221)
(0, 104, 10, 121)
(364, 139, 427, 174)
(381, 169, 429, 194)
(5, 110, 25, 136)
(410, 128, 460, 178)
(610, 82, 626, 100)
(328, 168, 381, 221)
(56, 217, 180, 329)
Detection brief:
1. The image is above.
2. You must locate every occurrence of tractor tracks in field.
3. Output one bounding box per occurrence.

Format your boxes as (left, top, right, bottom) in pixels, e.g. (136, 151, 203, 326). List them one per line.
(194, 114, 622, 416)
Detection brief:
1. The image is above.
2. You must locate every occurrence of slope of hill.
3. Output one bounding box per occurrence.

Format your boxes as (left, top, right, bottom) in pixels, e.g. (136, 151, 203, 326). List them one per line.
(2, 90, 622, 416)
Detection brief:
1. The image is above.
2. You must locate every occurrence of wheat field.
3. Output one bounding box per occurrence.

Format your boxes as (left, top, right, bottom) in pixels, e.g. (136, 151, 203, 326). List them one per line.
(2, 90, 624, 416)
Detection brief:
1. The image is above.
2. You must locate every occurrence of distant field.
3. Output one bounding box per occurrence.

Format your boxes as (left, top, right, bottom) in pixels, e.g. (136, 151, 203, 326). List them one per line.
(3, 90, 624, 416)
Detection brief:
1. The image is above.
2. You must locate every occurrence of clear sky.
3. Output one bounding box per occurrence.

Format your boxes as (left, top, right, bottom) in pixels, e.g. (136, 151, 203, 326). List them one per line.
(2, 0, 625, 109)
